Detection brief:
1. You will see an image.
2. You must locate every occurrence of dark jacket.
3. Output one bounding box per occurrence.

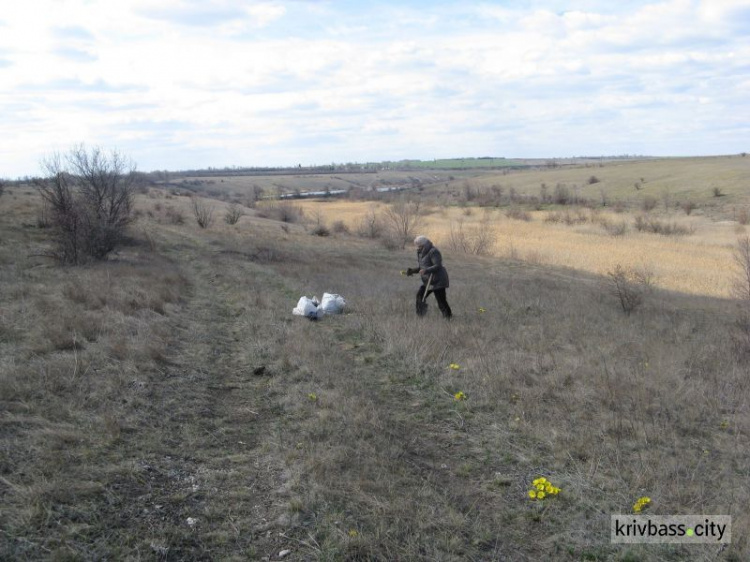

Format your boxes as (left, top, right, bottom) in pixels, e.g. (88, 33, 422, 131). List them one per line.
(417, 241, 449, 289)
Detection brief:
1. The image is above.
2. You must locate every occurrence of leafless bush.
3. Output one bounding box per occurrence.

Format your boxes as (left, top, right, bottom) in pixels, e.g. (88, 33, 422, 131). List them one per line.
(634, 215, 695, 235)
(382, 198, 421, 249)
(599, 218, 629, 236)
(545, 208, 588, 225)
(736, 207, 750, 226)
(447, 219, 496, 256)
(713, 187, 724, 197)
(332, 220, 349, 234)
(311, 224, 331, 237)
(682, 201, 696, 215)
(641, 195, 658, 212)
(224, 203, 244, 225)
(553, 183, 570, 204)
(356, 205, 384, 239)
(165, 207, 185, 225)
(191, 197, 214, 229)
(607, 265, 644, 315)
(34, 146, 139, 264)
(506, 207, 532, 221)
(258, 201, 304, 223)
(588, 175, 601, 184)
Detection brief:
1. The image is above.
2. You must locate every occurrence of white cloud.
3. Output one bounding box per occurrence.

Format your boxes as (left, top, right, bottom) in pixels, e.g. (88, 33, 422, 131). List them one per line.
(0, 0, 748, 176)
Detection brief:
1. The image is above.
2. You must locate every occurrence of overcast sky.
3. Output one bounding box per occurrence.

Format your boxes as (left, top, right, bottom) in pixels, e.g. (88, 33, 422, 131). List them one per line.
(1, 0, 749, 176)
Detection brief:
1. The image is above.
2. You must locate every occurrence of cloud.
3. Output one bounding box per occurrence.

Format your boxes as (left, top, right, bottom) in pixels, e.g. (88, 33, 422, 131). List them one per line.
(53, 25, 96, 40)
(53, 47, 98, 62)
(0, 0, 748, 176)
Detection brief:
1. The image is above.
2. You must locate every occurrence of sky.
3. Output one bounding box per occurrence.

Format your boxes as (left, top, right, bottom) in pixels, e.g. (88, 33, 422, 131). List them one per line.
(0, 0, 749, 176)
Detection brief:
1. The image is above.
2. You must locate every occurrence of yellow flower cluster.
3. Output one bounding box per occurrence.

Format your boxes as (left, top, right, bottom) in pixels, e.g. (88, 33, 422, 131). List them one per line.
(307, 393, 318, 401)
(633, 496, 651, 513)
(348, 529, 359, 537)
(528, 477, 561, 500)
(478, 307, 486, 313)
(454, 391, 466, 401)
(448, 363, 460, 370)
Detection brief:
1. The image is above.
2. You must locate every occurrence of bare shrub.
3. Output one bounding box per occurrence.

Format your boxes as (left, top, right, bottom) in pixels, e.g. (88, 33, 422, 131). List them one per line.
(191, 197, 214, 228)
(311, 224, 331, 237)
(588, 175, 601, 184)
(600, 218, 629, 236)
(641, 196, 658, 212)
(165, 207, 185, 225)
(607, 265, 644, 315)
(224, 203, 244, 225)
(447, 219, 496, 256)
(382, 198, 421, 249)
(634, 215, 695, 235)
(34, 146, 139, 264)
(332, 220, 349, 234)
(736, 207, 750, 226)
(545, 208, 588, 225)
(713, 187, 724, 197)
(276, 201, 304, 223)
(356, 205, 384, 239)
(506, 207, 531, 221)
(553, 183, 570, 205)
(682, 201, 696, 215)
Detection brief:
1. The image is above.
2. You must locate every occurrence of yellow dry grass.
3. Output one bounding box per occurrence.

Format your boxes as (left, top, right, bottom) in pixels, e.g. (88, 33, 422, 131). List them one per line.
(295, 201, 741, 298)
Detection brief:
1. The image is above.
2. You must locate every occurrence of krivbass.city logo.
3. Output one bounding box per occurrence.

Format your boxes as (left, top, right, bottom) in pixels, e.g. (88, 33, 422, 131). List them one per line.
(611, 515, 731, 544)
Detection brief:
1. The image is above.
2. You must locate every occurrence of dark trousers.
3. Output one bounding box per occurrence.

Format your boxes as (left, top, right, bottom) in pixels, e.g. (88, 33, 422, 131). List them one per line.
(416, 285, 452, 318)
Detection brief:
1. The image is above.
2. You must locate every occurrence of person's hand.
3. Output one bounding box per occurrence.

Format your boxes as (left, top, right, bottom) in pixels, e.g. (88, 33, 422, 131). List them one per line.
(419, 269, 425, 275)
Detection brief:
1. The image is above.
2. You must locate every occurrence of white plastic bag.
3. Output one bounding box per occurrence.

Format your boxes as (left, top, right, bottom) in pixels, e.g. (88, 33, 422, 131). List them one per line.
(292, 296, 322, 319)
(320, 293, 346, 314)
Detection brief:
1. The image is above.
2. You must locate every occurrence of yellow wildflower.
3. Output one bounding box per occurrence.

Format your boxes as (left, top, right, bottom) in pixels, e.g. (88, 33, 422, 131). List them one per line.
(454, 391, 466, 401)
(528, 490, 537, 499)
(449, 363, 460, 370)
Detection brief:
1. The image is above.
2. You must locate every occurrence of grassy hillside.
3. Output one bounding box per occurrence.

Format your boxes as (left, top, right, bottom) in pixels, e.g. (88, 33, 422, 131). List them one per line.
(1, 185, 749, 560)
(449, 156, 750, 218)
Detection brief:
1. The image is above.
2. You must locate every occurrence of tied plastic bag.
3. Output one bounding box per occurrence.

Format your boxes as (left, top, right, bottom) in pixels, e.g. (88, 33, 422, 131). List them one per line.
(292, 296, 323, 320)
(320, 293, 346, 314)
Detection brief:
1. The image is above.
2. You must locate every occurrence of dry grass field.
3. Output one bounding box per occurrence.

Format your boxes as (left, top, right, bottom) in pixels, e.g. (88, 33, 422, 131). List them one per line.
(290, 201, 739, 298)
(1, 158, 749, 561)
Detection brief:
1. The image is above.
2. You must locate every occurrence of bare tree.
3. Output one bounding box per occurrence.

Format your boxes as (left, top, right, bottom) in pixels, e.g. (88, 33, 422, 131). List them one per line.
(35, 146, 139, 264)
(382, 197, 422, 249)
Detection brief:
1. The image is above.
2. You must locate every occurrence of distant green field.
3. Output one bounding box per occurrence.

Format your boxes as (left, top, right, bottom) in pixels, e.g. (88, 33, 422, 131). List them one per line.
(388, 157, 524, 169)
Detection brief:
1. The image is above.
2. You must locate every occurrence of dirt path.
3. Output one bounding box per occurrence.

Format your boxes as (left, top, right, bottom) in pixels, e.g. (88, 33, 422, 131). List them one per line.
(104, 229, 301, 560)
